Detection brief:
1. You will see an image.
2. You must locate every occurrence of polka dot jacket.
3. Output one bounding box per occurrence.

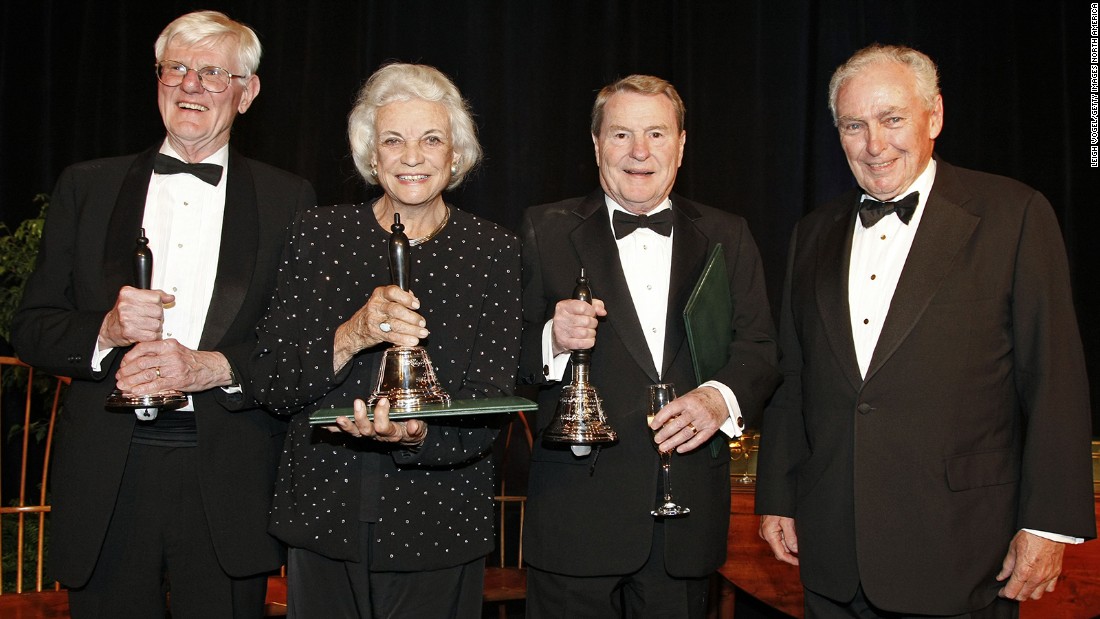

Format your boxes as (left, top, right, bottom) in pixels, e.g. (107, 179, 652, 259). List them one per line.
(252, 204, 521, 570)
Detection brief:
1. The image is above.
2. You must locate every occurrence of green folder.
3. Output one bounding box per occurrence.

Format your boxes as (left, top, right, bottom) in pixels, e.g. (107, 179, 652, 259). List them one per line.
(683, 243, 732, 385)
(308, 395, 538, 425)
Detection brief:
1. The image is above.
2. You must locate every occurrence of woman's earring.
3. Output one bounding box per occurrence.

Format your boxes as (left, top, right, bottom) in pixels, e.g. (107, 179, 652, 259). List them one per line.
(370, 166, 378, 178)
(450, 163, 458, 176)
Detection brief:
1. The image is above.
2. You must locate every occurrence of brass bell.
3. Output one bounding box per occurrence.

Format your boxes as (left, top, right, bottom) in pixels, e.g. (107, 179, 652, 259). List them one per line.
(542, 268, 617, 445)
(366, 345, 450, 409)
(365, 213, 451, 410)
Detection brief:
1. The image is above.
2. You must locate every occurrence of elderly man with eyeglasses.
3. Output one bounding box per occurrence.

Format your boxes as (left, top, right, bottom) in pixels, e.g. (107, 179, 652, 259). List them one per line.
(12, 10, 314, 618)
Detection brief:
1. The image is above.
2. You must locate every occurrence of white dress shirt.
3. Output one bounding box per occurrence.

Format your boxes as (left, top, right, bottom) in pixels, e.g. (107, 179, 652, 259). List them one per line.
(143, 142, 227, 353)
(848, 161, 935, 378)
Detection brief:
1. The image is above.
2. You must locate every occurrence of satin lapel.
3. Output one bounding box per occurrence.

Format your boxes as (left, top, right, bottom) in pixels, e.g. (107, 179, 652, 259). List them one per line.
(568, 195, 660, 382)
(815, 192, 863, 393)
(104, 148, 159, 293)
(661, 198, 707, 380)
(864, 164, 978, 382)
(198, 149, 258, 350)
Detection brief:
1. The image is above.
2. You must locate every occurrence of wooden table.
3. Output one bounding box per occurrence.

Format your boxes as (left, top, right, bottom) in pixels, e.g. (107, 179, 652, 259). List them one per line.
(719, 480, 1100, 618)
(0, 592, 70, 619)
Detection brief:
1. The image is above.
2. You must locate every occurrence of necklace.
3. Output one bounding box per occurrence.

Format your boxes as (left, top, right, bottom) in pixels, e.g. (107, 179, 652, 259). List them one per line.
(373, 201, 450, 247)
(409, 206, 450, 246)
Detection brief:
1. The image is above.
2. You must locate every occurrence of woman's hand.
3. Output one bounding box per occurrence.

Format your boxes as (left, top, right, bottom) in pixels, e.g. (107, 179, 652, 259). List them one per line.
(331, 397, 428, 446)
(333, 285, 429, 372)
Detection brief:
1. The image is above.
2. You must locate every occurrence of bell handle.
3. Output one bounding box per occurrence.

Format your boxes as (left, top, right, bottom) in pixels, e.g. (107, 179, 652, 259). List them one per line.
(571, 267, 593, 362)
(133, 228, 153, 290)
(389, 213, 411, 291)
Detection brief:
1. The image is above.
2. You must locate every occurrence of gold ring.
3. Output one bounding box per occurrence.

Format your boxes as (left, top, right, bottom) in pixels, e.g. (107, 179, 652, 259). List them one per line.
(154, 367, 161, 378)
(687, 422, 697, 435)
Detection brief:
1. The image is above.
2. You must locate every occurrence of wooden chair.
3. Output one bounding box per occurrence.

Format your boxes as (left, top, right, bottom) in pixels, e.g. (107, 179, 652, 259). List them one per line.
(0, 355, 294, 619)
(264, 566, 288, 616)
(0, 356, 70, 616)
(483, 411, 533, 618)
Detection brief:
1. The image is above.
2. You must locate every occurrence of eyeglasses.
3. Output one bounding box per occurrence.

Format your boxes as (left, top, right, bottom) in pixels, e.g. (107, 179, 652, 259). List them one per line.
(155, 60, 246, 94)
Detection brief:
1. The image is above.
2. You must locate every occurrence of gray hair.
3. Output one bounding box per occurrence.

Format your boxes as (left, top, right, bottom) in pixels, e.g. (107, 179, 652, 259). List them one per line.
(348, 63, 482, 190)
(154, 10, 262, 76)
(591, 74, 686, 136)
(828, 44, 940, 124)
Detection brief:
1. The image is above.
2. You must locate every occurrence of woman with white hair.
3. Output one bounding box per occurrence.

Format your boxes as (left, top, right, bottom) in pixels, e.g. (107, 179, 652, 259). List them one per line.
(252, 63, 520, 618)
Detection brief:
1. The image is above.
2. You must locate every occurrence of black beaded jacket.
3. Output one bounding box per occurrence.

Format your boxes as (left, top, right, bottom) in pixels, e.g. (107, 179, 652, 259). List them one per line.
(252, 204, 521, 570)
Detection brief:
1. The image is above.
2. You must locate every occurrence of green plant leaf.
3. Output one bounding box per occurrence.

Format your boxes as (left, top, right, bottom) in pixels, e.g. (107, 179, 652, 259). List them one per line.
(0, 194, 48, 342)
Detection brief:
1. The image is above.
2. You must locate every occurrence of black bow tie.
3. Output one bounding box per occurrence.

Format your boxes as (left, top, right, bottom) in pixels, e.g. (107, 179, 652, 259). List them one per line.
(153, 153, 224, 186)
(611, 209, 673, 239)
(858, 191, 919, 227)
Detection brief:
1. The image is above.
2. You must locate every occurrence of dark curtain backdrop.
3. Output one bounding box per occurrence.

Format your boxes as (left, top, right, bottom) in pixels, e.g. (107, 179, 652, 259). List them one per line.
(2, 0, 1097, 432)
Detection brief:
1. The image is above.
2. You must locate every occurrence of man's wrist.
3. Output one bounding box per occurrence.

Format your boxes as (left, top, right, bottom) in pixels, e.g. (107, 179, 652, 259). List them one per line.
(226, 360, 239, 387)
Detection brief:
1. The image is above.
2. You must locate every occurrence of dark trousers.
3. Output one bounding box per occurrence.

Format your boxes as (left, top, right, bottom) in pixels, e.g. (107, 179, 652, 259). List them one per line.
(286, 522, 485, 619)
(67, 444, 267, 619)
(804, 584, 1019, 619)
(526, 521, 709, 619)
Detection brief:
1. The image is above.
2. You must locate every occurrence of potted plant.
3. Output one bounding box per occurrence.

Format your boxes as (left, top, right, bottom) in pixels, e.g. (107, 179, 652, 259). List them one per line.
(0, 194, 54, 592)
(0, 194, 48, 350)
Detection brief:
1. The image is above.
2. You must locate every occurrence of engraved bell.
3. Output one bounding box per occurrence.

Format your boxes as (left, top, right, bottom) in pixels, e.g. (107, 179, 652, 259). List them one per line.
(365, 213, 451, 410)
(541, 268, 617, 445)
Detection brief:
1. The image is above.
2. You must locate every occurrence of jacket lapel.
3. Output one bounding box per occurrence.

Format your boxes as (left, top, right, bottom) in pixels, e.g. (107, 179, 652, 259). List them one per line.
(864, 161, 979, 382)
(815, 189, 864, 393)
(569, 192, 660, 382)
(104, 147, 159, 294)
(198, 149, 258, 350)
(661, 197, 707, 379)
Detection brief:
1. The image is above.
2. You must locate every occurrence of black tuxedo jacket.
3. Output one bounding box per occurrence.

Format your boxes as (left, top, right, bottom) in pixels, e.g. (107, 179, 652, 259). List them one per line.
(518, 191, 780, 577)
(12, 145, 315, 586)
(755, 160, 1095, 614)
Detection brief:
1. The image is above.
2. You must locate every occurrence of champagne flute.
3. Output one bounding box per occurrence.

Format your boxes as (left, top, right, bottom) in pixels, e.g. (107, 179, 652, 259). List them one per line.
(646, 383, 689, 517)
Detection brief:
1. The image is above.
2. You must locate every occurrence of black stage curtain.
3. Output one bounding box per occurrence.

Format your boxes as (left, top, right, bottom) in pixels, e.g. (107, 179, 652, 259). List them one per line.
(2, 0, 1097, 432)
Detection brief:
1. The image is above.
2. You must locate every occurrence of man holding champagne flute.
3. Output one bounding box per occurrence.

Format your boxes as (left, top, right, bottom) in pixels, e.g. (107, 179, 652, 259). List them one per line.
(519, 74, 781, 618)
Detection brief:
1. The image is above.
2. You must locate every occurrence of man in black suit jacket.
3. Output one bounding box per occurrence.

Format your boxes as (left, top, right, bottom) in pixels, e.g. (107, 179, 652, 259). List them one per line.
(756, 44, 1095, 618)
(12, 11, 314, 618)
(519, 74, 781, 618)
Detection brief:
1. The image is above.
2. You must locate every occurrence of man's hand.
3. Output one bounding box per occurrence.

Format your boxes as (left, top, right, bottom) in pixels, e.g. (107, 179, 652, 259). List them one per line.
(759, 515, 800, 566)
(550, 298, 607, 356)
(996, 530, 1065, 601)
(98, 286, 175, 350)
(116, 339, 230, 395)
(648, 385, 726, 453)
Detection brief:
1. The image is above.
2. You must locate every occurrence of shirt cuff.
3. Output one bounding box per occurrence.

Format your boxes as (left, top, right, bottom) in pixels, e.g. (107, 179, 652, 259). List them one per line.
(221, 359, 242, 393)
(542, 320, 570, 382)
(1022, 528, 1084, 544)
(92, 341, 112, 372)
(700, 380, 743, 438)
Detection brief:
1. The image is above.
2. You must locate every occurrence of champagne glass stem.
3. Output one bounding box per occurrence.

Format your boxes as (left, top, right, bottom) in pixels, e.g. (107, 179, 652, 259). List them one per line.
(661, 452, 673, 503)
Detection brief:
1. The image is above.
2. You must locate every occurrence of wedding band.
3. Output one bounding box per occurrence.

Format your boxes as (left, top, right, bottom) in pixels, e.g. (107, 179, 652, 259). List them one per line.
(379, 321, 392, 333)
(687, 422, 697, 435)
(154, 367, 161, 378)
